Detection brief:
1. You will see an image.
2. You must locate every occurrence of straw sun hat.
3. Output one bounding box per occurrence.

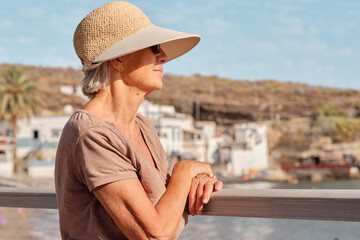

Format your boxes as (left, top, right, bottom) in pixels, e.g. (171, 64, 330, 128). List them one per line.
(74, 1, 200, 67)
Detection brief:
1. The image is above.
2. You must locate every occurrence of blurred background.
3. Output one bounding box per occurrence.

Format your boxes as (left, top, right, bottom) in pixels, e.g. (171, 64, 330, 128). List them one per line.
(0, 1, 359, 239)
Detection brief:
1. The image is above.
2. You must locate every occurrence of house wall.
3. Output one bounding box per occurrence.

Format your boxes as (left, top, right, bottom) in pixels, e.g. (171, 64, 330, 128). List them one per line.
(0, 116, 70, 160)
(160, 114, 194, 130)
(0, 161, 13, 178)
(182, 142, 206, 162)
(138, 100, 176, 121)
(206, 137, 220, 164)
(195, 122, 216, 138)
(229, 142, 269, 175)
(157, 125, 183, 156)
(0, 137, 15, 178)
(229, 123, 269, 175)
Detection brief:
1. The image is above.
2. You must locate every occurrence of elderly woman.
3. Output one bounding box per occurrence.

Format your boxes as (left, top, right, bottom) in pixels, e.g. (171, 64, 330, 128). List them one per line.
(55, 2, 222, 240)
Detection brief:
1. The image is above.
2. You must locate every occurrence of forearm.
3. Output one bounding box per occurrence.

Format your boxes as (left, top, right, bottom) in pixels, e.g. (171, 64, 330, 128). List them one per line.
(94, 161, 212, 240)
(153, 169, 192, 237)
(149, 161, 213, 238)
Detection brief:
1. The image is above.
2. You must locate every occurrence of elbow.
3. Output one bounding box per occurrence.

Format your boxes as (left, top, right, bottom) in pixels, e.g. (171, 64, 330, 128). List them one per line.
(144, 224, 176, 240)
(146, 232, 174, 240)
(147, 235, 173, 240)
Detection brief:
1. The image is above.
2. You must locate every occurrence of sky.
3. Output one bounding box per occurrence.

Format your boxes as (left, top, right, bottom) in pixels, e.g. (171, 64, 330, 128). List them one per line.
(0, 0, 359, 89)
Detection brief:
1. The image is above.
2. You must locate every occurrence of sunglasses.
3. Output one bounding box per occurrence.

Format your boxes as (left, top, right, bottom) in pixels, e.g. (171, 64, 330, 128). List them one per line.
(150, 44, 161, 55)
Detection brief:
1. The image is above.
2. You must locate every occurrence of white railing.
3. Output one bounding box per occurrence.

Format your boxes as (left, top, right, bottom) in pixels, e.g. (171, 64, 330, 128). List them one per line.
(1, 187, 360, 221)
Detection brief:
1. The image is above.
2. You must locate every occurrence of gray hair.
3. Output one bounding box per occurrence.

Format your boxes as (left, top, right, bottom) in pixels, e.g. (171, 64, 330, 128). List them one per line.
(81, 61, 110, 99)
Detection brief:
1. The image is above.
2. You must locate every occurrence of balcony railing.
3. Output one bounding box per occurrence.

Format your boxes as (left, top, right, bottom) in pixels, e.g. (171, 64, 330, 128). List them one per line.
(1, 187, 360, 221)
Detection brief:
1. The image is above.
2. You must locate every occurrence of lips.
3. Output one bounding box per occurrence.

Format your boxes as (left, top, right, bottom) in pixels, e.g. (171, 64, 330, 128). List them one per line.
(154, 67, 163, 73)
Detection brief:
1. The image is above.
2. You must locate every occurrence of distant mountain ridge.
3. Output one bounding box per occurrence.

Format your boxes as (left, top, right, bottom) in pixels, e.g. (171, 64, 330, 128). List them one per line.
(1, 64, 359, 125)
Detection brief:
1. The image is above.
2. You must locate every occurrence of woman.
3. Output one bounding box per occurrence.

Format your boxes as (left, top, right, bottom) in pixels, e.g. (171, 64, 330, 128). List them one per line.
(55, 2, 222, 239)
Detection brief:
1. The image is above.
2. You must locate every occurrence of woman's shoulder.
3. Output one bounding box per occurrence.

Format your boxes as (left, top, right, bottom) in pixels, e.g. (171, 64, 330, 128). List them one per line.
(68, 109, 104, 128)
(64, 110, 119, 138)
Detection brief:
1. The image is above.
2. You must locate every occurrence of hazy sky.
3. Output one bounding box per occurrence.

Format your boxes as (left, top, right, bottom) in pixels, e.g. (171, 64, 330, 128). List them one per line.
(0, 0, 359, 89)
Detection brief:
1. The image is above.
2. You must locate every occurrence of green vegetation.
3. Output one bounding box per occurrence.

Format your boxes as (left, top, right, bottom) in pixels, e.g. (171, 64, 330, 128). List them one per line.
(315, 104, 346, 117)
(309, 116, 360, 143)
(335, 118, 360, 142)
(0, 67, 41, 171)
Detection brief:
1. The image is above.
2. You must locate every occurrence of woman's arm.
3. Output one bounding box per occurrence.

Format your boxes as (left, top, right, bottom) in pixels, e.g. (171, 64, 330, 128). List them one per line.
(93, 160, 213, 240)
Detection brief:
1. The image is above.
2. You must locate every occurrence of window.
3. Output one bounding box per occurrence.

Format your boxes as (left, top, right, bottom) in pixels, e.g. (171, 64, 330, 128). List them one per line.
(33, 130, 39, 139)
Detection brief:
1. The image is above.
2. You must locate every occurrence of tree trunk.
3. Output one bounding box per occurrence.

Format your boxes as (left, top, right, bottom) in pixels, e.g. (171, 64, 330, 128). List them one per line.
(11, 118, 19, 173)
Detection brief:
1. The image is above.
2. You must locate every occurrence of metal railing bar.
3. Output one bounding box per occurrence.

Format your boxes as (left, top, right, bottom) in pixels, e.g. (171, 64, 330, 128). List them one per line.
(1, 188, 360, 221)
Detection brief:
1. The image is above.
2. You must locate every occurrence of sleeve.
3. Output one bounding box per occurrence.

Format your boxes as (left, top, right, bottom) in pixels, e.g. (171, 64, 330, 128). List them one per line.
(74, 127, 138, 191)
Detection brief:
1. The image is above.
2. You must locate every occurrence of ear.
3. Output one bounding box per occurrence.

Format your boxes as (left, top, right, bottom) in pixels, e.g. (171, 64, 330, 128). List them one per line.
(110, 58, 124, 72)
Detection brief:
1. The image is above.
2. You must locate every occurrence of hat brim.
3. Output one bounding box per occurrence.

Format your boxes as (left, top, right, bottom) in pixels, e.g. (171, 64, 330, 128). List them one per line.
(94, 25, 200, 63)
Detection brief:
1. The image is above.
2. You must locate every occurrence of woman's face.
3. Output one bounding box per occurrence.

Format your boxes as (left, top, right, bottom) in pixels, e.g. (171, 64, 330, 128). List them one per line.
(120, 46, 168, 92)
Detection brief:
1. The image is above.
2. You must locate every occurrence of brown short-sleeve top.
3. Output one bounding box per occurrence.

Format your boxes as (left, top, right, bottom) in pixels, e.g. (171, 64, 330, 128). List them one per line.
(55, 110, 187, 239)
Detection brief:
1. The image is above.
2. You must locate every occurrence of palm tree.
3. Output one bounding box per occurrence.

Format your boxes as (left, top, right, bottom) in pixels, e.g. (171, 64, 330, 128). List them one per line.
(0, 66, 41, 172)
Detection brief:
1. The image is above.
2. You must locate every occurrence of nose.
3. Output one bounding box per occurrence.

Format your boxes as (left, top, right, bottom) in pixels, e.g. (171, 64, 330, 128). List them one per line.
(157, 49, 168, 63)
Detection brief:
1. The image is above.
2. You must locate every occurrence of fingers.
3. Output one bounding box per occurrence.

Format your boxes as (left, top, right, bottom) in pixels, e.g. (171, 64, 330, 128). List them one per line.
(202, 180, 214, 204)
(187, 173, 224, 215)
(188, 178, 197, 216)
(214, 181, 223, 191)
(195, 179, 204, 215)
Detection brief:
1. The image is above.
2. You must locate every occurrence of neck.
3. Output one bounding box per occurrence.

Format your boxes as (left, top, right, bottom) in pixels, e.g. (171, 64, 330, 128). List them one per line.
(83, 79, 148, 135)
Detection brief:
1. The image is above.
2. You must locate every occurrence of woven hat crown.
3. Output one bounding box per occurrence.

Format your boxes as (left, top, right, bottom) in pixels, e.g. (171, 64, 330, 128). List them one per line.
(74, 1, 153, 66)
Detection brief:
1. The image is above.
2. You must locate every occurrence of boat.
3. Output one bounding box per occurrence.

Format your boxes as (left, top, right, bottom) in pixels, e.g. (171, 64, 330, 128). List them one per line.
(280, 154, 354, 179)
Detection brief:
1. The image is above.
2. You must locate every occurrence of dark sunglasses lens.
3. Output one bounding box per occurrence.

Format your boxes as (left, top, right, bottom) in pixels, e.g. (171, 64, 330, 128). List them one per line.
(151, 45, 160, 54)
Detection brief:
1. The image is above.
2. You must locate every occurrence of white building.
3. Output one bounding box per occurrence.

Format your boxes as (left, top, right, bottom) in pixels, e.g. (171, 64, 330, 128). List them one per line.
(0, 136, 15, 178)
(195, 121, 222, 164)
(0, 115, 70, 178)
(227, 123, 269, 175)
(139, 100, 223, 164)
(155, 114, 193, 157)
(13, 115, 70, 160)
(60, 84, 88, 100)
(0, 100, 227, 177)
(138, 99, 176, 123)
(182, 128, 206, 162)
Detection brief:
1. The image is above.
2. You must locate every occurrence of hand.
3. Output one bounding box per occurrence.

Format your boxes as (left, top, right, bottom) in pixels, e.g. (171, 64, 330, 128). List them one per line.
(172, 160, 213, 179)
(188, 174, 223, 216)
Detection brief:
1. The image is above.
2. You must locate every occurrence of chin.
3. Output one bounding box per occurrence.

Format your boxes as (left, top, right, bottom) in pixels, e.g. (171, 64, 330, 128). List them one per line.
(143, 83, 163, 94)
(152, 79, 163, 90)
(156, 81, 163, 90)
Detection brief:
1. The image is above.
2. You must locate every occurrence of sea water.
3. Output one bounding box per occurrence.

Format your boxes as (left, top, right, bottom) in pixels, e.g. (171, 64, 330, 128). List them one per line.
(27, 179, 360, 240)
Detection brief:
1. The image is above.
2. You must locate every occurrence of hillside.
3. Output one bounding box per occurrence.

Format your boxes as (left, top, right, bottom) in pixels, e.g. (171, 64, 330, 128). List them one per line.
(151, 75, 360, 125)
(1, 64, 360, 125)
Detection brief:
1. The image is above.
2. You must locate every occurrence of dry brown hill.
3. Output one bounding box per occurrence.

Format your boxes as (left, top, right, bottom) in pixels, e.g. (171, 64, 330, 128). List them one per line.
(1, 64, 360, 125)
(149, 75, 360, 125)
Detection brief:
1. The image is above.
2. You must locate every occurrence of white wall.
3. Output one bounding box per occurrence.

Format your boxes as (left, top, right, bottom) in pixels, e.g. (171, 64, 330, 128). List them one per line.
(0, 115, 70, 159)
(0, 137, 15, 178)
(28, 161, 55, 178)
(160, 114, 194, 130)
(138, 100, 176, 121)
(0, 162, 14, 178)
(182, 142, 206, 162)
(229, 142, 269, 175)
(229, 123, 269, 175)
(195, 121, 216, 138)
(158, 125, 183, 156)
